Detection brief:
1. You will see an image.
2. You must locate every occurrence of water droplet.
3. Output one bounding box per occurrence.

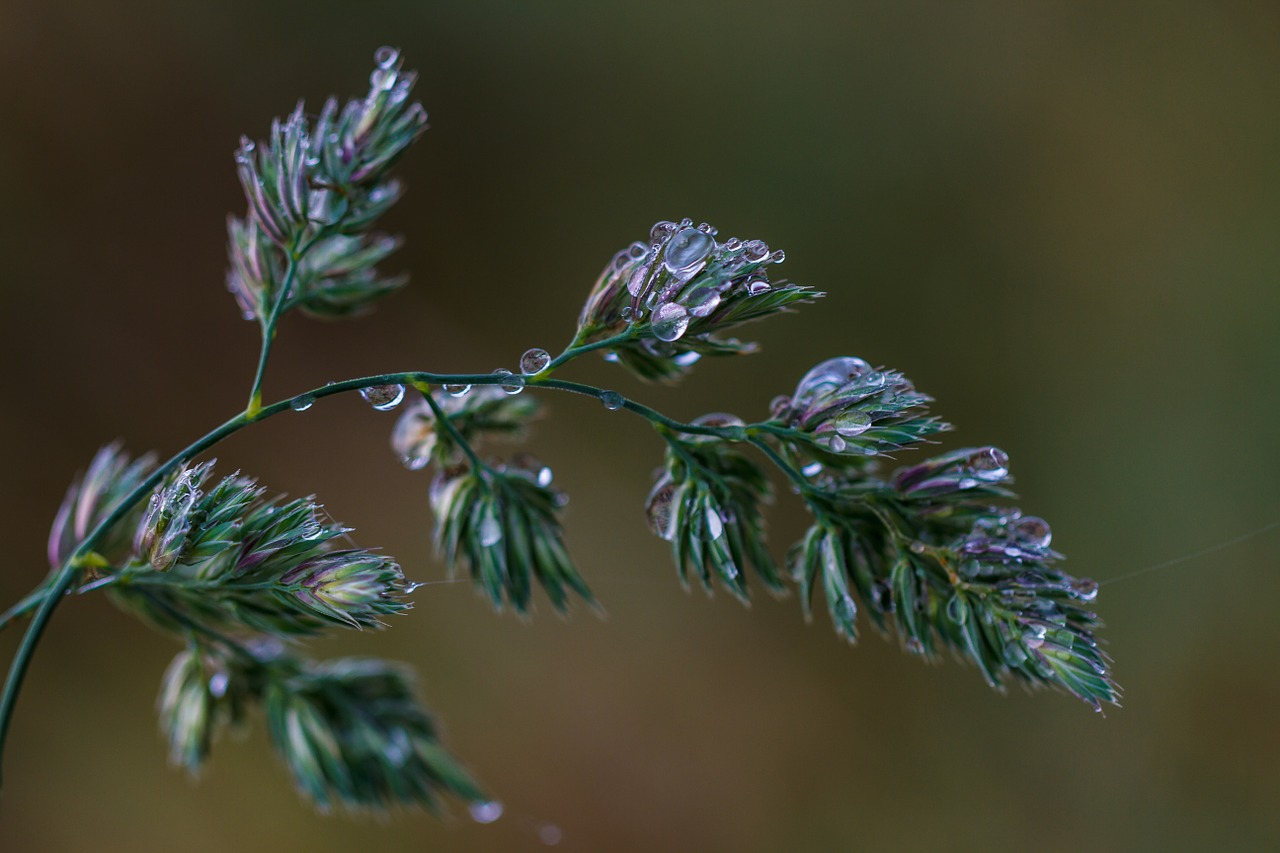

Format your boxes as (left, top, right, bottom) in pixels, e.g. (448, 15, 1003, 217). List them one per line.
(401, 453, 430, 471)
(801, 461, 823, 477)
(651, 302, 690, 342)
(742, 240, 769, 262)
(360, 383, 406, 411)
(682, 282, 723, 318)
(620, 305, 635, 322)
(519, 347, 551, 375)
(290, 395, 315, 412)
(208, 671, 229, 699)
(628, 241, 649, 259)
(946, 593, 968, 624)
(1072, 578, 1099, 602)
(444, 383, 471, 397)
(673, 351, 701, 368)
(701, 506, 724, 540)
(663, 227, 715, 272)
(493, 369, 525, 395)
(835, 595, 857, 625)
(383, 729, 411, 766)
(1012, 516, 1052, 549)
(538, 823, 563, 845)
(1022, 622, 1048, 648)
(957, 477, 978, 490)
(769, 249, 786, 263)
(645, 481, 676, 540)
(469, 800, 504, 824)
(477, 509, 503, 547)
(969, 447, 1009, 481)
(821, 433, 847, 453)
(723, 237, 743, 252)
(404, 581, 424, 593)
(795, 357, 874, 401)
(600, 391, 624, 410)
(1003, 642, 1029, 667)
(374, 46, 400, 70)
(746, 279, 772, 295)
(833, 410, 872, 437)
(627, 264, 652, 298)
(536, 466, 553, 488)
(603, 351, 619, 363)
(649, 220, 676, 244)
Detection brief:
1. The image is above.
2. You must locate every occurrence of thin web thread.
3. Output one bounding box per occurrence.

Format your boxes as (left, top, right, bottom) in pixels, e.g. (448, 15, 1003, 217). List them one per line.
(1100, 518, 1280, 585)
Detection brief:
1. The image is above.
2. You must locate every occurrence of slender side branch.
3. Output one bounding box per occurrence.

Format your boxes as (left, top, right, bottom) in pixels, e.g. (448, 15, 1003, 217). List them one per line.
(246, 248, 301, 416)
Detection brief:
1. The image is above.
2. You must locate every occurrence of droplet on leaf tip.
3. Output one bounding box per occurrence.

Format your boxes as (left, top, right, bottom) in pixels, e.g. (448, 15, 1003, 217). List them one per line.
(469, 800, 504, 824)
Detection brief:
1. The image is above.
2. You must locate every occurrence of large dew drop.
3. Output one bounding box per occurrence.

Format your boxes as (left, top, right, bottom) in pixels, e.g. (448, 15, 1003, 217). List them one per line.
(663, 227, 715, 272)
(968, 447, 1009, 481)
(600, 391, 624, 411)
(833, 409, 872, 437)
(289, 394, 315, 412)
(650, 302, 690, 342)
(682, 282, 723, 318)
(360, 383, 406, 411)
(477, 509, 503, 547)
(795, 357, 873, 402)
(443, 383, 471, 397)
(1012, 515, 1052, 549)
(519, 347, 551, 375)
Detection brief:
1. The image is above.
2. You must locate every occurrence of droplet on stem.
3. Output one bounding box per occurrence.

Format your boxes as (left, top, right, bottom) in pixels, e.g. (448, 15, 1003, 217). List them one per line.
(493, 368, 525, 395)
(360, 383, 406, 411)
(519, 347, 551, 375)
(600, 391, 624, 410)
(290, 395, 315, 412)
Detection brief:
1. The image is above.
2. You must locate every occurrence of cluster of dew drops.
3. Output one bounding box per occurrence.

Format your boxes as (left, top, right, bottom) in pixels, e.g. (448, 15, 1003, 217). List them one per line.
(612, 217, 786, 344)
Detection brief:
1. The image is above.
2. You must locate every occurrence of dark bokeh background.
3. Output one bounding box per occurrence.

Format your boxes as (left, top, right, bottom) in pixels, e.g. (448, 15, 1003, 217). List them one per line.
(2, 2, 1279, 850)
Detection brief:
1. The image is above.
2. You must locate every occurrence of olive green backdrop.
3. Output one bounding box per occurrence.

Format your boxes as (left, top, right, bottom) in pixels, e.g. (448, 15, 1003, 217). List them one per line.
(1, 2, 1278, 851)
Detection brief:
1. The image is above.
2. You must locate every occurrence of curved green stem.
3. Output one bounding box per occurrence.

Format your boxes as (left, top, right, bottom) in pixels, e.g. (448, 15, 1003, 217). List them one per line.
(0, 364, 801, 780)
(529, 378, 734, 437)
(246, 252, 301, 416)
(0, 410, 252, 780)
(543, 328, 636, 374)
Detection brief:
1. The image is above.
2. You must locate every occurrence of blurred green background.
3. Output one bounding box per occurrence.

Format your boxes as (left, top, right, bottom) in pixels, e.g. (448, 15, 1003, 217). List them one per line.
(2, 2, 1279, 850)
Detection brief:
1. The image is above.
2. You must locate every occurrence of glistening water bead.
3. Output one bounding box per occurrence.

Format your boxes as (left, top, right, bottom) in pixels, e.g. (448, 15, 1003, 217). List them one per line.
(359, 383, 406, 411)
(650, 302, 690, 342)
(519, 347, 550, 375)
(289, 394, 315, 412)
(600, 391, 624, 411)
(833, 410, 872, 437)
(493, 368, 525, 395)
(443, 383, 471, 397)
(663, 227, 715, 272)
